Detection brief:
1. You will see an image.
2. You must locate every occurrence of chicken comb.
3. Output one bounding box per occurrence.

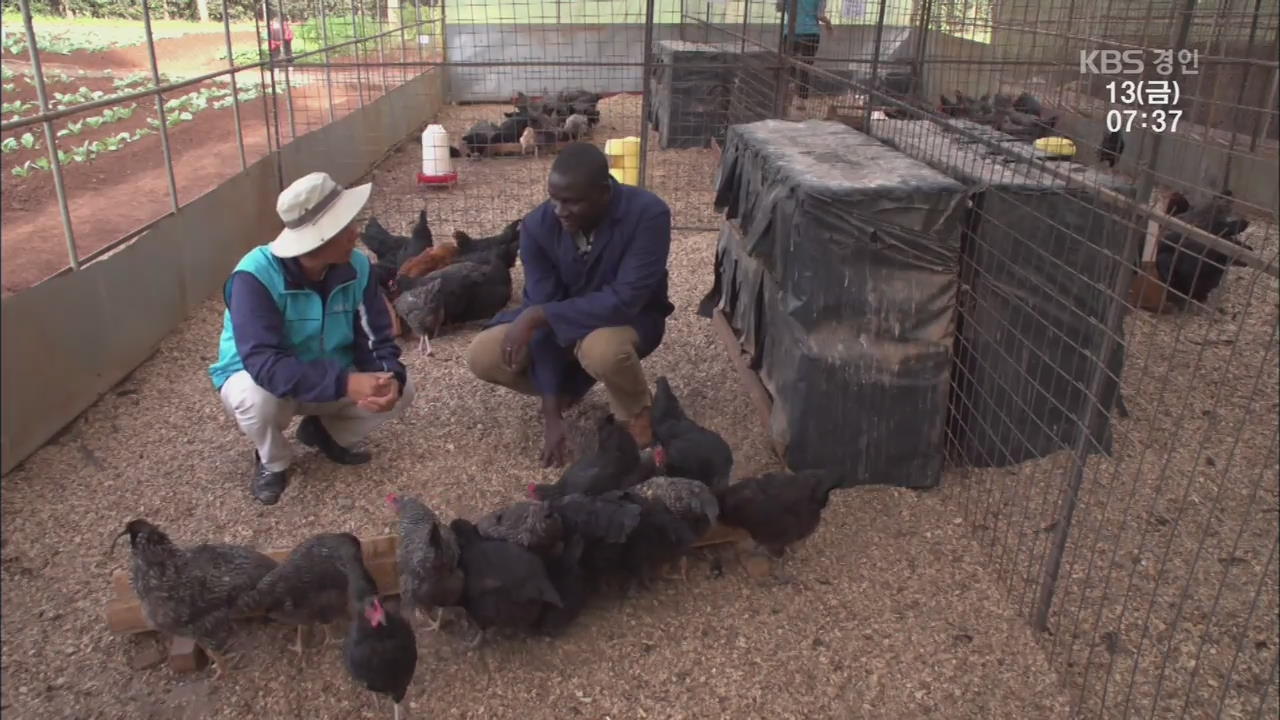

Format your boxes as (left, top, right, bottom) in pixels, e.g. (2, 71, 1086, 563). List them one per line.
(653, 445, 667, 468)
(526, 483, 538, 499)
(385, 492, 399, 506)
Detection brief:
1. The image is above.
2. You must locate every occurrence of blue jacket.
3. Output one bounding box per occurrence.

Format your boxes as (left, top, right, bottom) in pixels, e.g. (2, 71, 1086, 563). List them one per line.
(208, 245, 407, 402)
(489, 180, 675, 399)
(781, 0, 826, 36)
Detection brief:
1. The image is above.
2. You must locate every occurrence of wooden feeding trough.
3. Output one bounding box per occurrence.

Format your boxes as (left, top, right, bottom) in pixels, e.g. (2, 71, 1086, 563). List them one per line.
(106, 525, 748, 673)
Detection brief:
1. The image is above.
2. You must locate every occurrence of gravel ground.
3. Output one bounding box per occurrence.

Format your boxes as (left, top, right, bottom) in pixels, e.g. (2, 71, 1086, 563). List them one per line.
(0, 94, 1072, 719)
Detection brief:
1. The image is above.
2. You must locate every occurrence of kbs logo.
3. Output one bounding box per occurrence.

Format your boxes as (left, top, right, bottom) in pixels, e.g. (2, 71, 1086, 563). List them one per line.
(1079, 50, 1145, 75)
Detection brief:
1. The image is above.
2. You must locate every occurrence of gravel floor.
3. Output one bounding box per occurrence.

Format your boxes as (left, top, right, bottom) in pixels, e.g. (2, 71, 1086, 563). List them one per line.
(0, 94, 1073, 718)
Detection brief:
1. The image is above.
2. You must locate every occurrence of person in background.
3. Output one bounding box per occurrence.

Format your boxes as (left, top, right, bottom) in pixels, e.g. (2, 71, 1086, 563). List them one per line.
(777, 0, 832, 111)
(268, 11, 294, 62)
(208, 171, 414, 505)
(466, 142, 675, 467)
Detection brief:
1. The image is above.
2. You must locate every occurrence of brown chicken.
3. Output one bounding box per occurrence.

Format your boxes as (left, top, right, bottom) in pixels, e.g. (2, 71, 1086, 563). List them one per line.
(396, 242, 459, 280)
(111, 519, 277, 680)
(715, 469, 844, 584)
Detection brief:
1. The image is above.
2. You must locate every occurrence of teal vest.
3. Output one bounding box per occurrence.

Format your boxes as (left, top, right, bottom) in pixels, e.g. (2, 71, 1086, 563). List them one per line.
(207, 245, 372, 391)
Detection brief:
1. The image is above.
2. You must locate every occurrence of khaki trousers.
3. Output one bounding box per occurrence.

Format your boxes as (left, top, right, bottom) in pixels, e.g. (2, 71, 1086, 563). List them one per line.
(466, 324, 652, 420)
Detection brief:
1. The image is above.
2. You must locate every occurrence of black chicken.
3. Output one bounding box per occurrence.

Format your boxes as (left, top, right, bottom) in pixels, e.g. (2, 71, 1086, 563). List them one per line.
(1013, 91, 1043, 117)
(112, 519, 277, 680)
(1099, 129, 1125, 168)
(547, 492, 644, 592)
(343, 554, 418, 720)
(460, 120, 501, 158)
(629, 475, 720, 581)
(608, 489, 699, 592)
(453, 219, 521, 267)
(450, 518, 563, 647)
(363, 210, 434, 296)
(533, 534, 589, 636)
(476, 500, 564, 558)
(528, 414, 645, 501)
(234, 532, 368, 657)
(1156, 191, 1254, 307)
(388, 493, 464, 631)
(393, 248, 514, 355)
(715, 469, 845, 583)
(650, 376, 734, 491)
(1165, 191, 1191, 217)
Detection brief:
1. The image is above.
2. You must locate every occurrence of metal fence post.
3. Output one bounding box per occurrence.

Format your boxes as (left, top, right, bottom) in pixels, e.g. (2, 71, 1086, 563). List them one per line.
(18, 0, 78, 271)
(638, 0, 657, 188)
(141, 0, 181, 214)
(221, 0, 248, 170)
(864, 0, 888, 130)
(320, 0, 337, 123)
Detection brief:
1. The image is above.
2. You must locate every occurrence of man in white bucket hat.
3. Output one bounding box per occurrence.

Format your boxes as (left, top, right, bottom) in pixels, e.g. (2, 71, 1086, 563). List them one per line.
(208, 171, 414, 505)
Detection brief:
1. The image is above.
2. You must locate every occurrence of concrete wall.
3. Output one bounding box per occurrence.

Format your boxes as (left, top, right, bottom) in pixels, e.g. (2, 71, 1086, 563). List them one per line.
(0, 69, 445, 476)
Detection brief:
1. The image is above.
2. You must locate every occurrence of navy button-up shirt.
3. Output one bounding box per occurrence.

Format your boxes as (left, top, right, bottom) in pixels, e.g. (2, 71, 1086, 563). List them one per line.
(489, 179, 676, 398)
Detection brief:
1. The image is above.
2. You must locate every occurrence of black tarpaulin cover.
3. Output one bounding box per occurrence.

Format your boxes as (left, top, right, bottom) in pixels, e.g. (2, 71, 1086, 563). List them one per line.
(705, 120, 968, 488)
(867, 118, 1136, 468)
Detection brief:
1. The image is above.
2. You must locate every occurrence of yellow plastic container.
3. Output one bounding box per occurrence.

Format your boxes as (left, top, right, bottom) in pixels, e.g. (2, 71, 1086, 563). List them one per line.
(605, 137, 642, 183)
(1034, 136, 1077, 159)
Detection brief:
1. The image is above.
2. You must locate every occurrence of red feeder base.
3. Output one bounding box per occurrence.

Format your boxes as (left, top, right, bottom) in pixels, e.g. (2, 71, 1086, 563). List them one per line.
(417, 171, 458, 187)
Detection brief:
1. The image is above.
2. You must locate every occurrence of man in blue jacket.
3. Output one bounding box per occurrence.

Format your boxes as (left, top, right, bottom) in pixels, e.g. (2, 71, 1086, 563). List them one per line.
(208, 171, 414, 505)
(466, 142, 674, 467)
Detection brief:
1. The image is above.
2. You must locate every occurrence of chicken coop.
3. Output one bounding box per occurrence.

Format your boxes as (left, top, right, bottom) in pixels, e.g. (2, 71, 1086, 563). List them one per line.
(1, 0, 1277, 719)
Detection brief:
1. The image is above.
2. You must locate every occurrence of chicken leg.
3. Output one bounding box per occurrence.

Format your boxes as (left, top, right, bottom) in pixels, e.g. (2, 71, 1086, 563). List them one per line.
(418, 334, 433, 356)
(661, 556, 689, 582)
(204, 647, 240, 681)
(289, 625, 308, 656)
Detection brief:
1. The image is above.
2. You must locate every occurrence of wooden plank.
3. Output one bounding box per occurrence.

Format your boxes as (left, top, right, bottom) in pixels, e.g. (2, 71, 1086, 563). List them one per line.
(692, 522, 751, 548)
(167, 636, 206, 673)
(710, 307, 785, 461)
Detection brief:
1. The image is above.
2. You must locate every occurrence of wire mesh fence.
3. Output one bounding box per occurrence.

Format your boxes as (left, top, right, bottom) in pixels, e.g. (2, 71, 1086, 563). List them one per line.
(2, 0, 1278, 717)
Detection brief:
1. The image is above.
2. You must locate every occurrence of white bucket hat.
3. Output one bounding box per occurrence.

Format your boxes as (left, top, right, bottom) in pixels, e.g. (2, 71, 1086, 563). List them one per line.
(268, 171, 373, 258)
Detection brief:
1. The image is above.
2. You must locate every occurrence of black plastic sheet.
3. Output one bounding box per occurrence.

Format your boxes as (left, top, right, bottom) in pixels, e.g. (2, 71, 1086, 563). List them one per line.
(706, 120, 968, 489)
(868, 118, 1137, 468)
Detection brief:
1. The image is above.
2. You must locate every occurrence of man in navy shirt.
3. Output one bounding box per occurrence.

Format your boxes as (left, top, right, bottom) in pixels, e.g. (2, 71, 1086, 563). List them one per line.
(466, 143, 675, 467)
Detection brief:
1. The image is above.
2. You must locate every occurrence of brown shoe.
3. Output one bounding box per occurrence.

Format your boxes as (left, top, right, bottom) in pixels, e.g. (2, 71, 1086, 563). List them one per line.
(626, 408, 654, 449)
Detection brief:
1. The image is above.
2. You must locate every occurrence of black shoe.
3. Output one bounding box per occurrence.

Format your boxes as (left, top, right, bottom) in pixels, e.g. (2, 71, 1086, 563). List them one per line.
(252, 452, 289, 505)
(296, 416, 372, 465)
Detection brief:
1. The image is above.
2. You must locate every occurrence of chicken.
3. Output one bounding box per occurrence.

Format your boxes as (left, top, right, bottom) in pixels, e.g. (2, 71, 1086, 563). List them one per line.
(1013, 91, 1043, 117)
(234, 532, 368, 657)
(343, 557, 418, 720)
(393, 248, 514, 355)
(1099, 129, 1125, 167)
(453, 219, 521, 267)
(1165, 191, 1191, 217)
(363, 210, 434, 298)
(476, 500, 564, 558)
(1156, 191, 1254, 307)
(528, 414, 645, 501)
(461, 120, 500, 158)
(609, 489, 699, 592)
(629, 475, 720, 581)
(564, 113, 591, 140)
(715, 469, 845, 583)
(449, 518, 563, 647)
(387, 493, 464, 631)
(520, 125, 538, 156)
(534, 534, 589, 636)
(396, 241, 459, 280)
(650, 376, 734, 491)
(111, 519, 277, 680)
(939, 93, 966, 117)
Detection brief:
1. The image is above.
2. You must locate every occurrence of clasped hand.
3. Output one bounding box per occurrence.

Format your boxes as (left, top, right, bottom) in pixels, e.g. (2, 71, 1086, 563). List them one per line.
(347, 371, 400, 413)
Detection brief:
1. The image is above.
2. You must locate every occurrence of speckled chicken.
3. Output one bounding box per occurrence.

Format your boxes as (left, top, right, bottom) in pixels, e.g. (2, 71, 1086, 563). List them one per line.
(449, 518, 563, 647)
(476, 500, 564, 558)
(650, 376, 734, 490)
(715, 469, 845, 583)
(529, 414, 646, 501)
(112, 519, 277, 680)
(387, 493, 464, 631)
(629, 476, 719, 580)
(547, 492, 644, 592)
(343, 557, 418, 720)
(234, 532, 368, 656)
(393, 248, 514, 356)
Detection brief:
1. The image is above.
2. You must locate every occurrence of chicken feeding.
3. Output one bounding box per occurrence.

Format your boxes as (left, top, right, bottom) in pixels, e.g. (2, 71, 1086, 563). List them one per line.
(396, 241, 459, 280)
(564, 113, 591, 140)
(343, 554, 418, 720)
(715, 469, 845, 583)
(234, 532, 369, 657)
(547, 492, 644, 591)
(393, 247, 514, 355)
(628, 475, 720, 581)
(607, 489, 699, 592)
(528, 414, 647, 501)
(476, 500, 564, 558)
(449, 518, 563, 647)
(520, 125, 538, 156)
(650, 376, 734, 491)
(111, 519, 277, 680)
(387, 493, 464, 631)
(1099, 129, 1125, 168)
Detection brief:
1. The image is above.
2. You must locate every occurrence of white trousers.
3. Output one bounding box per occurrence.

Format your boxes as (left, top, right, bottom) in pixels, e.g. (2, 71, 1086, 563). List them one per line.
(218, 370, 416, 471)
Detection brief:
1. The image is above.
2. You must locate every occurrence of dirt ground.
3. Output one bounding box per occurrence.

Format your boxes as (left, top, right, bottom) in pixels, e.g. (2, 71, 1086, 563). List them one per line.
(0, 34, 423, 295)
